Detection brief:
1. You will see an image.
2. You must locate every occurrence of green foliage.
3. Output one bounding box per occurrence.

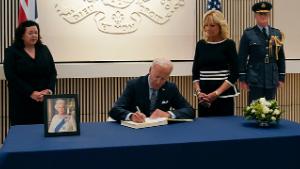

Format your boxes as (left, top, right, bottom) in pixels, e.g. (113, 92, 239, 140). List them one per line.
(244, 98, 282, 123)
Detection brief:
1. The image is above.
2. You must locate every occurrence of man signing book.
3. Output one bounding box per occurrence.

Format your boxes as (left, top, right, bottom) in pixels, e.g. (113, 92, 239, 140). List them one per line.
(109, 58, 195, 123)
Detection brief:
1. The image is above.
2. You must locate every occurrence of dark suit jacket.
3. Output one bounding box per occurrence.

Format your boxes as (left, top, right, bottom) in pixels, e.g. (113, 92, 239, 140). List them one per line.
(109, 75, 195, 121)
(4, 44, 57, 125)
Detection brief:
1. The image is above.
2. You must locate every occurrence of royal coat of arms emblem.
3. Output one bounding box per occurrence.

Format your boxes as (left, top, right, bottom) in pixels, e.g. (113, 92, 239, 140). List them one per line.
(55, 0, 185, 34)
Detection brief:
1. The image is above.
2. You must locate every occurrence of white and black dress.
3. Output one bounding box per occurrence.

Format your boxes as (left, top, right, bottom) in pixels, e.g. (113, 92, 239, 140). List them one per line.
(192, 39, 239, 116)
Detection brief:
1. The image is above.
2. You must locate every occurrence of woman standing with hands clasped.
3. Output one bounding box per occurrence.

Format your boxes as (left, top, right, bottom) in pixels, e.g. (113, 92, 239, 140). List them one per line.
(192, 10, 239, 117)
(4, 20, 57, 125)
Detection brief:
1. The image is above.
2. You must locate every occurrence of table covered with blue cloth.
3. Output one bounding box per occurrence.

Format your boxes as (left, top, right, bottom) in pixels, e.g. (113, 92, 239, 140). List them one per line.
(0, 116, 300, 169)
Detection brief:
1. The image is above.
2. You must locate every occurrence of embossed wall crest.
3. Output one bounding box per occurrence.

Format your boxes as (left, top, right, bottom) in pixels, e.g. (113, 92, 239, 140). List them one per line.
(55, 0, 185, 34)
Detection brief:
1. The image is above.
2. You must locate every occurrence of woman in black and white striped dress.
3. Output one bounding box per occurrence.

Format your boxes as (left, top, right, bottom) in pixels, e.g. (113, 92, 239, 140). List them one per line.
(192, 10, 239, 116)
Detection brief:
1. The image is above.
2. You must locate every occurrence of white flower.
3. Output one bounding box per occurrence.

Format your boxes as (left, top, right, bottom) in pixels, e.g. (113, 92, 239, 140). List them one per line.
(244, 98, 281, 124)
(262, 106, 270, 114)
(260, 98, 271, 107)
(259, 98, 267, 105)
(259, 98, 266, 103)
(273, 109, 280, 115)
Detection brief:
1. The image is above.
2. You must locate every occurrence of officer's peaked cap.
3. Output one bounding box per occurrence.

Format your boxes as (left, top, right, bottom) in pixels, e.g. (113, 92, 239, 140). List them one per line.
(252, 1, 272, 13)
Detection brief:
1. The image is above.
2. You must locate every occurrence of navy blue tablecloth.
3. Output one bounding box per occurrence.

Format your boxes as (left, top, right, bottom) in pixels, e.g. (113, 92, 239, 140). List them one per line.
(1, 116, 300, 169)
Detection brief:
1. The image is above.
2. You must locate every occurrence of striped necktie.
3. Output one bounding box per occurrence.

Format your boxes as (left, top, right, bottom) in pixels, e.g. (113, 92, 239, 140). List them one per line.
(150, 89, 157, 112)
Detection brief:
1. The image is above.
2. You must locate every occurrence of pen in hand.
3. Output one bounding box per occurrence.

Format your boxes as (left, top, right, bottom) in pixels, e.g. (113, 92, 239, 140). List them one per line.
(136, 106, 141, 112)
(132, 106, 146, 123)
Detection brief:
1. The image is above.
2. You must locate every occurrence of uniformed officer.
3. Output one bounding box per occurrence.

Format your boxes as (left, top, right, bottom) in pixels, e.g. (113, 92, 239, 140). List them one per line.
(239, 1, 286, 103)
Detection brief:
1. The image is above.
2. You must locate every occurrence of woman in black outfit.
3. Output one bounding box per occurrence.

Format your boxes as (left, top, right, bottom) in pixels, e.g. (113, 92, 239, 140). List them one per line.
(192, 10, 239, 116)
(4, 20, 57, 125)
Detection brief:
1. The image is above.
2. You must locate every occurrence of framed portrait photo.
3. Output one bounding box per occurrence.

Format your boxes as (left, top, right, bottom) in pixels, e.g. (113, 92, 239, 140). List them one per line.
(44, 94, 80, 137)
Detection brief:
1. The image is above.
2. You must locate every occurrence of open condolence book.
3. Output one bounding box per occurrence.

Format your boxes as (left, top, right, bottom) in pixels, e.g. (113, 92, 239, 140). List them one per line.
(121, 117, 194, 129)
(121, 117, 168, 129)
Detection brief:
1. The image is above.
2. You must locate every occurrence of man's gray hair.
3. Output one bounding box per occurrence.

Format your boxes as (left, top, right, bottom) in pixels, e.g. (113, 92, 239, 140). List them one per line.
(151, 58, 173, 71)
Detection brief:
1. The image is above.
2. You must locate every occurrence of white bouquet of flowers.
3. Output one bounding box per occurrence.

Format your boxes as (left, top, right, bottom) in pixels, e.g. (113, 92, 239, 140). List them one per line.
(244, 98, 282, 126)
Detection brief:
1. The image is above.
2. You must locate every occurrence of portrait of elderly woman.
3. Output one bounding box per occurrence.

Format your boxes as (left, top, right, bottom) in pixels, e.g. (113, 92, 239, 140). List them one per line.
(48, 98, 77, 133)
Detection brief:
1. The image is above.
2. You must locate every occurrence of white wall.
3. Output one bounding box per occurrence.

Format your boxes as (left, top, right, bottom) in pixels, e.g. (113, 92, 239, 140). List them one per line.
(38, 0, 196, 62)
(0, 62, 192, 79)
(1, 61, 300, 79)
(1, 0, 300, 80)
(274, 0, 300, 59)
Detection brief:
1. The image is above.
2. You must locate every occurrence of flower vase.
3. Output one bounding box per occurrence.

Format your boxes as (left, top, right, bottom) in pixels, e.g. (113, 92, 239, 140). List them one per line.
(257, 121, 270, 127)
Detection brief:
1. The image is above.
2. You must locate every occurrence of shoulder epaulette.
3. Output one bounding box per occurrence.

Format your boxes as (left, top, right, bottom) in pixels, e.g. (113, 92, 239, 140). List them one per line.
(245, 26, 255, 31)
(269, 26, 280, 32)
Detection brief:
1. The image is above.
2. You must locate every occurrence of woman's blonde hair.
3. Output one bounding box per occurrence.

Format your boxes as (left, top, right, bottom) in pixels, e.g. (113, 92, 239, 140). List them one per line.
(202, 10, 230, 41)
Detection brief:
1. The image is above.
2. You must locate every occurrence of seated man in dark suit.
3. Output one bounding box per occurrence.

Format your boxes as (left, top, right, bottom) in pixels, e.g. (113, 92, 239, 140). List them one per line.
(109, 58, 195, 123)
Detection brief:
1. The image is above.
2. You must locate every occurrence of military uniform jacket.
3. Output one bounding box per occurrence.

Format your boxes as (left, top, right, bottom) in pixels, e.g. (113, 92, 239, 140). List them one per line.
(239, 25, 285, 88)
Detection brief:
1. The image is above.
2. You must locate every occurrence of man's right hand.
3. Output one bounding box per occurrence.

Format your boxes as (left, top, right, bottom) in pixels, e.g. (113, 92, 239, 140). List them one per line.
(130, 112, 146, 123)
